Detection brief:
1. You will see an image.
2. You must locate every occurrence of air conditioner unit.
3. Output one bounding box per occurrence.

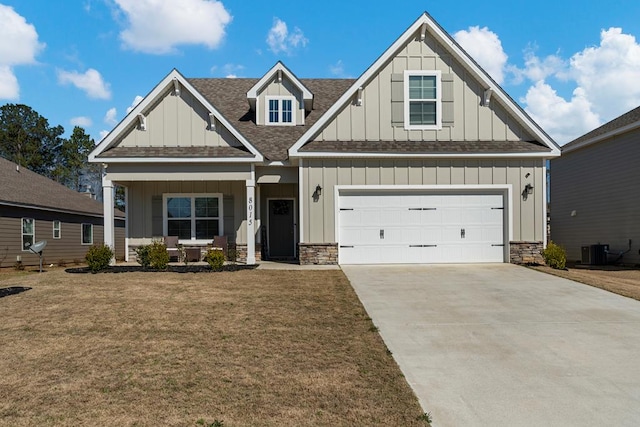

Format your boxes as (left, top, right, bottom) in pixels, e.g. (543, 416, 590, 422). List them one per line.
(581, 244, 609, 265)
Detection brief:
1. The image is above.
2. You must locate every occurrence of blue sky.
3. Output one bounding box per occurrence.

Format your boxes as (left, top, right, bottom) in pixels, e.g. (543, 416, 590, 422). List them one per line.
(2, 0, 640, 145)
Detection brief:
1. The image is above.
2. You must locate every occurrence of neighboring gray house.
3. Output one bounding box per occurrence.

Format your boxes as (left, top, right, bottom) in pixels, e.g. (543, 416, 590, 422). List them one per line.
(551, 106, 640, 265)
(90, 12, 560, 265)
(0, 156, 125, 267)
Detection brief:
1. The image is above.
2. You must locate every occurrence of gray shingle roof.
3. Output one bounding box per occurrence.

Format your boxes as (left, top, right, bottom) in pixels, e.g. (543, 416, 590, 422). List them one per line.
(188, 78, 356, 161)
(100, 146, 253, 158)
(0, 156, 123, 217)
(300, 140, 550, 154)
(563, 105, 640, 150)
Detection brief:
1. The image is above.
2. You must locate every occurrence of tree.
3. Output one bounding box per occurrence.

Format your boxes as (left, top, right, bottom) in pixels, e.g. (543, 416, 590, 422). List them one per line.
(0, 104, 63, 178)
(54, 126, 97, 191)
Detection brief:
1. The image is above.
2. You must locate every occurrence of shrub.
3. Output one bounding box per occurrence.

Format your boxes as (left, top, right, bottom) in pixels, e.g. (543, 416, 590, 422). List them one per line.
(135, 241, 169, 269)
(204, 249, 225, 271)
(85, 244, 114, 273)
(542, 241, 566, 270)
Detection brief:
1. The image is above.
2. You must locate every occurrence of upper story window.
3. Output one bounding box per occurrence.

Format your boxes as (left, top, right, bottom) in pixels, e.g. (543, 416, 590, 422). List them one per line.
(266, 96, 295, 125)
(404, 70, 441, 130)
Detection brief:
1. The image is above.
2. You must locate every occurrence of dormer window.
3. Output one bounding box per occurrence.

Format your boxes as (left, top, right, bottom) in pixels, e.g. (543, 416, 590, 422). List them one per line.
(266, 96, 296, 125)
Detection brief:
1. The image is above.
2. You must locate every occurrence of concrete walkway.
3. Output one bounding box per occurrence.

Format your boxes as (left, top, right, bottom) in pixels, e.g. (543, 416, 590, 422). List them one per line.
(342, 264, 640, 427)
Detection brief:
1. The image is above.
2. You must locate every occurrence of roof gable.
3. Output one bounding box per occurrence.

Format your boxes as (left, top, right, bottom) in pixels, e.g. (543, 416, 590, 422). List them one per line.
(247, 61, 314, 112)
(289, 12, 561, 158)
(89, 69, 263, 163)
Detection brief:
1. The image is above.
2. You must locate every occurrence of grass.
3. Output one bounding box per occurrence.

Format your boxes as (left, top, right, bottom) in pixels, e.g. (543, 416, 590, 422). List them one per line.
(0, 267, 428, 426)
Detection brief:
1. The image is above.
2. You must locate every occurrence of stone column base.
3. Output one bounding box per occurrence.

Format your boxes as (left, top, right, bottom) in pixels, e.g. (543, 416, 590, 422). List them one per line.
(299, 243, 338, 265)
(510, 241, 544, 265)
(233, 243, 262, 264)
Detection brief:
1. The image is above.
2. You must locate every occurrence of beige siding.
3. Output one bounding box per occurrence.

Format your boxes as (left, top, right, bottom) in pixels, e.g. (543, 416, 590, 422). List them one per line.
(117, 87, 242, 149)
(125, 181, 248, 244)
(301, 158, 545, 243)
(256, 76, 305, 125)
(551, 129, 640, 263)
(105, 163, 252, 182)
(313, 36, 534, 143)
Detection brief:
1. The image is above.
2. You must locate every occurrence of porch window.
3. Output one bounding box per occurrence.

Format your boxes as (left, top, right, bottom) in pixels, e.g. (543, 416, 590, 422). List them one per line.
(164, 194, 222, 241)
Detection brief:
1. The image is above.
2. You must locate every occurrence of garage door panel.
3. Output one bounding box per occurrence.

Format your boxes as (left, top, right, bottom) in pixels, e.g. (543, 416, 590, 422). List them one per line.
(338, 191, 506, 264)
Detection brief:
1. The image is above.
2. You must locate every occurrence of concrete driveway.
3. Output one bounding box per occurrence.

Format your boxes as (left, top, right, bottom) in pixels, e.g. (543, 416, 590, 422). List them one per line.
(342, 264, 640, 427)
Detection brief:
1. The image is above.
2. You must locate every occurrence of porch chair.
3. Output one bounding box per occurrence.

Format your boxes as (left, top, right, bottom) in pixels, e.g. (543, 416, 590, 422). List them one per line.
(212, 235, 228, 259)
(164, 236, 181, 262)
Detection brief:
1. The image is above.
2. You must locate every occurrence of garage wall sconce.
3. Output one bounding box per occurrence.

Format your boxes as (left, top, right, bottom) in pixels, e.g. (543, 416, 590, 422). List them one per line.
(522, 183, 534, 200)
(312, 185, 322, 202)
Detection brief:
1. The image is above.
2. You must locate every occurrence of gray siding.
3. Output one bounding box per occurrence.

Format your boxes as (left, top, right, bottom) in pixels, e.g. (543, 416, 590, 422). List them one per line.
(551, 129, 640, 264)
(118, 86, 243, 149)
(0, 206, 125, 267)
(301, 158, 545, 243)
(256, 76, 305, 125)
(314, 37, 532, 143)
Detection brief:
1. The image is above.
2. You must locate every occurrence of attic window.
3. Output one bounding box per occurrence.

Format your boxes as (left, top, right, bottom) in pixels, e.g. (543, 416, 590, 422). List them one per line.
(266, 96, 295, 125)
(404, 70, 442, 130)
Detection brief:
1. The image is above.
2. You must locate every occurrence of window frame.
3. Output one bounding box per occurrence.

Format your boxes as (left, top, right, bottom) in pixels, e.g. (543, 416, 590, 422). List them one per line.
(53, 220, 61, 239)
(21, 218, 35, 251)
(403, 70, 442, 130)
(162, 193, 224, 243)
(81, 223, 93, 245)
(264, 96, 296, 126)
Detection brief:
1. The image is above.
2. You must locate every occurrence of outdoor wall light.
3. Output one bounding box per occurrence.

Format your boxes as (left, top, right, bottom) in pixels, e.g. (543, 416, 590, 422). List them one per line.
(315, 185, 322, 196)
(524, 183, 534, 195)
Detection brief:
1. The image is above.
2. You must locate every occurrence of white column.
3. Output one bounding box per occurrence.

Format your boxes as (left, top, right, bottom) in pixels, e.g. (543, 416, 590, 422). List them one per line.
(246, 180, 256, 265)
(102, 167, 116, 265)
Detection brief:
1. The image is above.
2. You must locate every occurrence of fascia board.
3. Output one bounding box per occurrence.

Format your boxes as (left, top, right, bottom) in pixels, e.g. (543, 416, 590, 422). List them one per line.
(93, 157, 260, 164)
(246, 61, 313, 102)
(289, 12, 561, 157)
(292, 151, 559, 159)
(562, 120, 640, 154)
(89, 69, 264, 163)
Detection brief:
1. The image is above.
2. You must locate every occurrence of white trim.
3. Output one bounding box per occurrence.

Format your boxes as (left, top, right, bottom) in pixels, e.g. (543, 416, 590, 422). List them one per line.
(404, 70, 442, 130)
(52, 220, 61, 239)
(162, 193, 224, 244)
(81, 223, 94, 246)
(298, 159, 304, 242)
(334, 184, 513, 263)
(292, 151, 559, 159)
(91, 156, 259, 164)
(89, 69, 263, 163)
(247, 61, 313, 112)
(562, 120, 640, 154)
(264, 96, 297, 126)
(542, 161, 548, 248)
(266, 197, 297, 259)
(288, 13, 561, 157)
(124, 185, 129, 262)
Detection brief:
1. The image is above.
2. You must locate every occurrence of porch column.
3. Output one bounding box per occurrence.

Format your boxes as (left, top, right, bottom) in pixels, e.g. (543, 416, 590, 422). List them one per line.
(246, 179, 256, 265)
(102, 168, 116, 265)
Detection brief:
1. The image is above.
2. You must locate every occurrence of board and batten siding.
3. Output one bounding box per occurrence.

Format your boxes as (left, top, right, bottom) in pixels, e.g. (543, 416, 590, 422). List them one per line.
(256, 77, 305, 125)
(313, 36, 533, 143)
(125, 181, 247, 244)
(301, 159, 544, 244)
(117, 85, 242, 149)
(551, 129, 640, 264)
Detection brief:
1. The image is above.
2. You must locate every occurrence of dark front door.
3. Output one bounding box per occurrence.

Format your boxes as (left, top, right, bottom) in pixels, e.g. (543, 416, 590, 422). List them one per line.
(268, 199, 295, 259)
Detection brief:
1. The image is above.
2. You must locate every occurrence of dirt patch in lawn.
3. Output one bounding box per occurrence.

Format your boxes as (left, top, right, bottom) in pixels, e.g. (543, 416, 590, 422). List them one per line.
(530, 263, 640, 301)
(0, 269, 428, 427)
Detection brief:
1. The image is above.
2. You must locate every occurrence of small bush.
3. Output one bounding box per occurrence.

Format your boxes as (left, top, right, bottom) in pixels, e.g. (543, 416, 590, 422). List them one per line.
(204, 249, 225, 271)
(85, 244, 114, 273)
(148, 241, 170, 270)
(135, 245, 151, 268)
(542, 241, 566, 270)
(13, 260, 24, 271)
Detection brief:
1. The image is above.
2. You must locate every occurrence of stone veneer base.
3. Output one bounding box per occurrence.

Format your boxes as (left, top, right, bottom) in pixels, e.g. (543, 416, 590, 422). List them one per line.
(299, 243, 339, 265)
(510, 241, 545, 265)
(233, 243, 261, 264)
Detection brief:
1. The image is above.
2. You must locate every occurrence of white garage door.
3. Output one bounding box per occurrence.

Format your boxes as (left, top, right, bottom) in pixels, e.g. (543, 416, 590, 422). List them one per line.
(338, 191, 505, 264)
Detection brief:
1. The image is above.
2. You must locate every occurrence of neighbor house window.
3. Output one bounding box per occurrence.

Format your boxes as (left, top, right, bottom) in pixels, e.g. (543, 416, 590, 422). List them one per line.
(81, 223, 93, 245)
(265, 96, 295, 125)
(404, 70, 441, 130)
(22, 218, 34, 251)
(53, 220, 61, 239)
(164, 194, 223, 241)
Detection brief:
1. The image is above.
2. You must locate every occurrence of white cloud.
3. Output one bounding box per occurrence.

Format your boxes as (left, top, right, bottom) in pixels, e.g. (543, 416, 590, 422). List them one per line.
(58, 68, 111, 99)
(329, 60, 346, 77)
(113, 0, 231, 54)
(510, 47, 567, 84)
(523, 82, 600, 144)
(70, 116, 93, 127)
(225, 74, 237, 79)
(99, 130, 110, 141)
(0, 4, 44, 100)
(454, 26, 507, 84)
(266, 18, 308, 55)
(104, 107, 117, 125)
(126, 95, 143, 114)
